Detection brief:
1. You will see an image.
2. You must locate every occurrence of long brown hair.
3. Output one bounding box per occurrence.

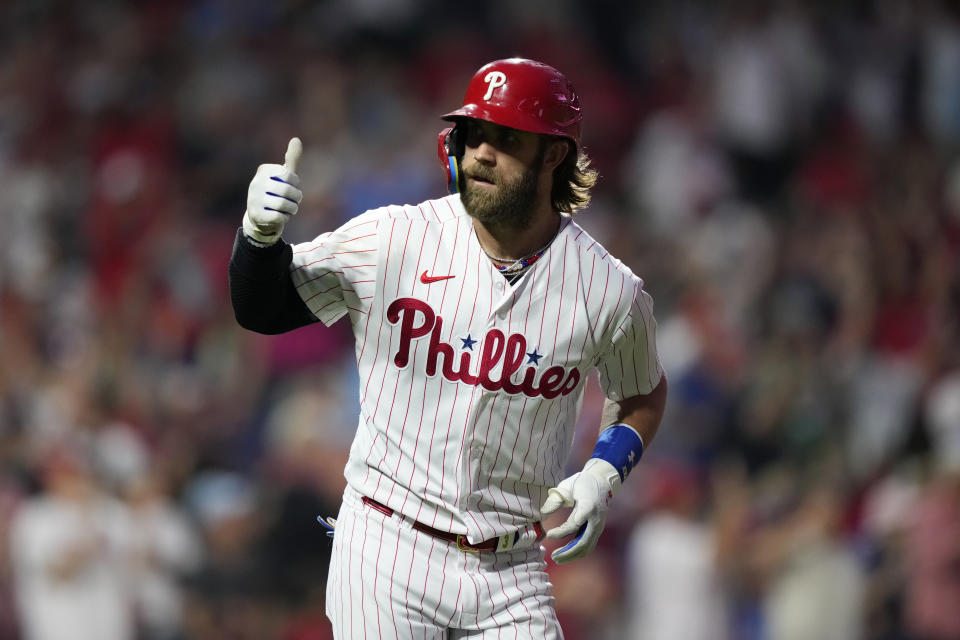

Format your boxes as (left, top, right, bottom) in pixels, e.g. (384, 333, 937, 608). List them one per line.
(551, 141, 598, 214)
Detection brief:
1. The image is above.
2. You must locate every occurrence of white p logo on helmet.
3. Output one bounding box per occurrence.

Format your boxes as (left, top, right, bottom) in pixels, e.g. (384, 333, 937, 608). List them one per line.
(482, 71, 507, 101)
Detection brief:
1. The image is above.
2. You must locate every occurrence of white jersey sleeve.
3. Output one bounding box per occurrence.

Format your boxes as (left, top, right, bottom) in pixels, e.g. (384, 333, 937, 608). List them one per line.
(596, 277, 663, 400)
(288, 210, 383, 326)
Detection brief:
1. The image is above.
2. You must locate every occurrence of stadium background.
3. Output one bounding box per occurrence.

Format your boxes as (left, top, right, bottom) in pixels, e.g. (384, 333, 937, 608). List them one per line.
(1, 1, 959, 638)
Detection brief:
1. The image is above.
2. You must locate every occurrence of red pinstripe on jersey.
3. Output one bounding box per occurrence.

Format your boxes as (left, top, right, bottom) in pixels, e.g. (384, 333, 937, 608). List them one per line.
(355, 504, 364, 638)
(289, 194, 662, 545)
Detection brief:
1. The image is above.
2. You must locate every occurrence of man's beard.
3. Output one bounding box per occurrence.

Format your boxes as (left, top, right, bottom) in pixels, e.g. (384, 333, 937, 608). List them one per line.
(460, 156, 542, 231)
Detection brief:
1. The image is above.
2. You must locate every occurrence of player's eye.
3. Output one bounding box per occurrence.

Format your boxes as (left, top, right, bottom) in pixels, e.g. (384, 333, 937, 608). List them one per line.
(499, 131, 523, 149)
(464, 123, 484, 148)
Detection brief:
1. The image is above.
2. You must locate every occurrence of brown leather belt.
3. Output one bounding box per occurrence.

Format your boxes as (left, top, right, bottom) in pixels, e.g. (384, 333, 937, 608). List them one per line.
(361, 496, 544, 552)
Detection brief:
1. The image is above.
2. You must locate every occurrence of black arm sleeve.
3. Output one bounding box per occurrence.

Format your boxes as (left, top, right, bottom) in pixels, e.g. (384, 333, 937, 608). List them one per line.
(228, 229, 319, 334)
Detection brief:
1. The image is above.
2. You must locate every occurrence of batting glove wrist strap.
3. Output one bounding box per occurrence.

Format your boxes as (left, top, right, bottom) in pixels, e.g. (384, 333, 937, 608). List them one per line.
(243, 211, 281, 246)
(589, 423, 644, 482)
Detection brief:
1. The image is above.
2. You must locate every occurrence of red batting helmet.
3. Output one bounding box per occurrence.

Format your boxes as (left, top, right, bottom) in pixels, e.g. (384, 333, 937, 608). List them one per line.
(441, 58, 582, 147)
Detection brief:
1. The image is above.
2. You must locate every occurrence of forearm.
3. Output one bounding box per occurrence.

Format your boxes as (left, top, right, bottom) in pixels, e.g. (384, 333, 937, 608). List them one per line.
(600, 375, 668, 447)
(229, 229, 318, 334)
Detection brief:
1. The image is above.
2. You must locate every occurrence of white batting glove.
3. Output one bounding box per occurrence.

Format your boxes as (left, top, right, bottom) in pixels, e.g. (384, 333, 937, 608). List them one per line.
(242, 137, 303, 246)
(540, 457, 621, 564)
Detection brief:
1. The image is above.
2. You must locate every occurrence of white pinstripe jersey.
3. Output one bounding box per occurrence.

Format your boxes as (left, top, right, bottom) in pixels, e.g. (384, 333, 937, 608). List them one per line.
(290, 194, 662, 544)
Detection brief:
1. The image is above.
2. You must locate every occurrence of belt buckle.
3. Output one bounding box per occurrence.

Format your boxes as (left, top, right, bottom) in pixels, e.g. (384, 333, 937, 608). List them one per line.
(456, 534, 480, 553)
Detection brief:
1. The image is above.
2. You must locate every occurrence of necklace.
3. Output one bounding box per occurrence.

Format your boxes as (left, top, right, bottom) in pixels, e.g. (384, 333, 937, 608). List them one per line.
(478, 219, 566, 275)
(481, 244, 549, 274)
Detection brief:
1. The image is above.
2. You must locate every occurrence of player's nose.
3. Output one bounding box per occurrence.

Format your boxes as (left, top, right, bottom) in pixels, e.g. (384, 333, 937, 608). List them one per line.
(472, 140, 497, 165)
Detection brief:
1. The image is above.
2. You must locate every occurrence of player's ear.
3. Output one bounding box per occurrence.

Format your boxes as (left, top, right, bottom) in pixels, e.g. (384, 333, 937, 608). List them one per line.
(541, 138, 570, 173)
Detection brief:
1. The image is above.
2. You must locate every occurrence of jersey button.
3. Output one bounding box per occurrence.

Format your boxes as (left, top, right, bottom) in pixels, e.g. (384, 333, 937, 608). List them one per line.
(495, 281, 505, 292)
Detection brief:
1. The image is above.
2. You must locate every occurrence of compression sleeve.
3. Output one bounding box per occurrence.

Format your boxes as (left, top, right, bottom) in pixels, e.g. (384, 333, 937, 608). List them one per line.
(229, 228, 318, 334)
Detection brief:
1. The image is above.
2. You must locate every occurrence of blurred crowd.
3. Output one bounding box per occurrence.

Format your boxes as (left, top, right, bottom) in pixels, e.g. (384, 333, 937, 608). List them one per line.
(1, 1, 959, 639)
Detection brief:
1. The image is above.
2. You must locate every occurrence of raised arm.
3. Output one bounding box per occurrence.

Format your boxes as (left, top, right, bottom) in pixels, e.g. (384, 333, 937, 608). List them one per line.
(229, 137, 317, 334)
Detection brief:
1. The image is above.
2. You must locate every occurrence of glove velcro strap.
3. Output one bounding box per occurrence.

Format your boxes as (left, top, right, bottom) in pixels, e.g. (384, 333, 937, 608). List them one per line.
(242, 211, 282, 246)
(590, 424, 644, 482)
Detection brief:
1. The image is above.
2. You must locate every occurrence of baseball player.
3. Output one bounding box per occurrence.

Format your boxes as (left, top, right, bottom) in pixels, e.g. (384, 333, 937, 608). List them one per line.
(229, 58, 667, 638)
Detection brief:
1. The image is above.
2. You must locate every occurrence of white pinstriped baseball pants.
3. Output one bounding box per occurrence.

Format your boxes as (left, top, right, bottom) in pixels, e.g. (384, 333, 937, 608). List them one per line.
(326, 486, 563, 639)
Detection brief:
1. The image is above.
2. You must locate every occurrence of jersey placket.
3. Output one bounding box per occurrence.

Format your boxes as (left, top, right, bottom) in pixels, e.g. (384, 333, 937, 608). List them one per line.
(456, 229, 520, 537)
(462, 242, 545, 539)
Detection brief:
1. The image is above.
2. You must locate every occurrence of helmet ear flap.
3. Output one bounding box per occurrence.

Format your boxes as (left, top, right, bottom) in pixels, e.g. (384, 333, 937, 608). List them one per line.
(437, 125, 464, 194)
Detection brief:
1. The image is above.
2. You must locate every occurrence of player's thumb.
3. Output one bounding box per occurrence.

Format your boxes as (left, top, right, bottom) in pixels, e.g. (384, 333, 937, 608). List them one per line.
(284, 137, 303, 172)
(540, 487, 571, 516)
(548, 503, 589, 538)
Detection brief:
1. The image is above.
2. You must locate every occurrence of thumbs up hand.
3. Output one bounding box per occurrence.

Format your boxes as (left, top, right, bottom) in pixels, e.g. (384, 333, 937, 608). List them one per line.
(242, 137, 304, 246)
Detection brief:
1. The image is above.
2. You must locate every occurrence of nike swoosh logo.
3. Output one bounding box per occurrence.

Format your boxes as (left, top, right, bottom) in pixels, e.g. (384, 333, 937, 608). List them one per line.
(420, 270, 456, 284)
